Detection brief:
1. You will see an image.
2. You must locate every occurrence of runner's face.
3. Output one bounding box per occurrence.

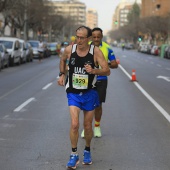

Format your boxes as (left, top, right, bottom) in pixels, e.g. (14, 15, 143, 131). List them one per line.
(76, 28, 89, 49)
(92, 31, 102, 47)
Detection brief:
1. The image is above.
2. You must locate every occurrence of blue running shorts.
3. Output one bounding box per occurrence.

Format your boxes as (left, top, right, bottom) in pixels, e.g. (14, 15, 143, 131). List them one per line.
(67, 89, 100, 111)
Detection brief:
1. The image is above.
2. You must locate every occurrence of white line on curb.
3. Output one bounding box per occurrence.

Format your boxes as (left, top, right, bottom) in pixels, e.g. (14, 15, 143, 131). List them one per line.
(14, 97, 35, 112)
(118, 64, 170, 123)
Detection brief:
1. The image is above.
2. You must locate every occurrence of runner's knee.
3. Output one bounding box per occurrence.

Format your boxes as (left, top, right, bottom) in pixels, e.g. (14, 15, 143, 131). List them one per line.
(71, 121, 79, 132)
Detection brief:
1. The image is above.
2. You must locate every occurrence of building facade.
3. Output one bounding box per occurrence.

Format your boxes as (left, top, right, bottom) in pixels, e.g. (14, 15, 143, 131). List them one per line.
(141, 0, 170, 18)
(45, 0, 86, 26)
(112, 2, 133, 31)
(86, 8, 98, 29)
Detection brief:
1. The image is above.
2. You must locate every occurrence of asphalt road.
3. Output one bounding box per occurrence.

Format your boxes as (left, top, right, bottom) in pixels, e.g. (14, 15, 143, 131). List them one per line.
(0, 50, 170, 170)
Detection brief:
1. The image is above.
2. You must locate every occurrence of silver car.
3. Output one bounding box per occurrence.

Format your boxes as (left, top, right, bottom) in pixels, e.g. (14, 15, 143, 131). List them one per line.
(0, 43, 9, 69)
(19, 39, 27, 63)
(28, 40, 41, 59)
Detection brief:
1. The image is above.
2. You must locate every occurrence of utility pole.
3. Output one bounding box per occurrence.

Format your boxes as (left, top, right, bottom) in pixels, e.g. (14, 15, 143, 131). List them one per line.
(62, 26, 65, 42)
(24, 0, 28, 41)
(49, 24, 52, 42)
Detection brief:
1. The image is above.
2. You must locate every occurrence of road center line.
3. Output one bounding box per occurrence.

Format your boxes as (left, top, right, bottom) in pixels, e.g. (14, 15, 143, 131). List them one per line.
(42, 83, 53, 90)
(119, 64, 170, 123)
(14, 97, 35, 112)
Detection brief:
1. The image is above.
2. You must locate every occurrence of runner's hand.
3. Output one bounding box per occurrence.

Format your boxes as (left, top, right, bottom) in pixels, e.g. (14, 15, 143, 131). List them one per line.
(84, 64, 93, 74)
(57, 75, 65, 86)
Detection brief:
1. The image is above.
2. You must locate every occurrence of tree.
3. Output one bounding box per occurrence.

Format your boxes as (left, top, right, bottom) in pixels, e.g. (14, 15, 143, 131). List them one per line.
(0, 0, 22, 36)
(0, 0, 85, 41)
(127, 2, 140, 24)
(0, 0, 7, 12)
(108, 2, 170, 45)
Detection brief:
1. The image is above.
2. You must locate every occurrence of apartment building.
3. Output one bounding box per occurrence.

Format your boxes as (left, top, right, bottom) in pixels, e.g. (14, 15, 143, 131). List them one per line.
(45, 0, 86, 26)
(141, 0, 170, 18)
(86, 8, 98, 29)
(112, 2, 133, 30)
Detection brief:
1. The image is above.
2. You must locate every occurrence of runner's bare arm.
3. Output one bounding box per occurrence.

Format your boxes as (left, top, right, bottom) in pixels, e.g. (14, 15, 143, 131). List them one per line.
(59, 45, 71, 73)
(90, 47, 110, 76)
(58, 45, 71, 86)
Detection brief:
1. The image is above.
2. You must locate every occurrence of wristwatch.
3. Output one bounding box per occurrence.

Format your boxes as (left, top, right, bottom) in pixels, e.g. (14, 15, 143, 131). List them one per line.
(59, 72, 65, 77)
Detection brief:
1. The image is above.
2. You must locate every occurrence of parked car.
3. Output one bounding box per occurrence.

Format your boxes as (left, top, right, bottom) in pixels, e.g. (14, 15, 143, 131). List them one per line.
(48, 42, 58, 55)
(0, 43, 9, 69)
(0, 37, 21, 66)
(167, 47, 170, 59)
(138, 43, 145, 52)
(146, 44, 153, 54)
(125, 43, 134, 50)
(151, 45, 160, 55)
(25, 42, 33, 62)
(28, 40, 41, 59)
(0, 52, 1, 71)
(164, 46, 170, 59)
(28, 40, 51, 59)
(19, 39, 27, 63)
(42, 41, 51, 58)
(140, 44, 148, 53)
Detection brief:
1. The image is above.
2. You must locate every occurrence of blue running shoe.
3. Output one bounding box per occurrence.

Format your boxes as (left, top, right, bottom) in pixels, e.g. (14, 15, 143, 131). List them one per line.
(82, 150, 92, 165)
(66, 154, 79, 169)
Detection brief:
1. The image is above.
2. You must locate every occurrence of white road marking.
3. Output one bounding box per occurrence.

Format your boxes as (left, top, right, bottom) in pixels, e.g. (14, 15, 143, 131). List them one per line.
(157, 64, 161, 67)
(2, 123, 16, 128)
(14, 97, 35, 112)
(119, 64, 170, 123)
(0, 138, 6, 141)
(166, 68, 170, 71)
(42, 83, 53, 90)
(3, 115, 9, 119)
(157, 76, 170, 82)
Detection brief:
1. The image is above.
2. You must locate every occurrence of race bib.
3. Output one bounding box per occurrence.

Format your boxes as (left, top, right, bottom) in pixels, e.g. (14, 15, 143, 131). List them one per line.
(72, 73, 88, 89)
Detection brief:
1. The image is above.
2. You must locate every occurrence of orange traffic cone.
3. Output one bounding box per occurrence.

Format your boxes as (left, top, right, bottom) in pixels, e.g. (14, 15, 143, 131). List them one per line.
(116, 58, 120, 64)
(131, 69, 137, 81)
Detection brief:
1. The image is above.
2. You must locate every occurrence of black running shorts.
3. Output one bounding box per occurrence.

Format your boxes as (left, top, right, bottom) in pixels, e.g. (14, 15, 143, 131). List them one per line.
(95, 79, 108, 103)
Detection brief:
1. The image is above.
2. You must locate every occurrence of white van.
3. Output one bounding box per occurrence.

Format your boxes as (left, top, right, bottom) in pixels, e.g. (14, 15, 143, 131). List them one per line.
(0, 37, 21, 66)
(19, 39, 27, 63)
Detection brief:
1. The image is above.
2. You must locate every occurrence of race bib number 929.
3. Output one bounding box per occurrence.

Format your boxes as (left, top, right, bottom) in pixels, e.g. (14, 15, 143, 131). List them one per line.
(72, 73, 88, 89)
